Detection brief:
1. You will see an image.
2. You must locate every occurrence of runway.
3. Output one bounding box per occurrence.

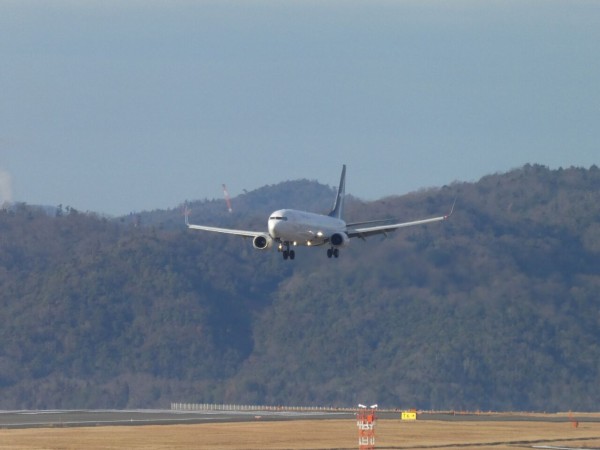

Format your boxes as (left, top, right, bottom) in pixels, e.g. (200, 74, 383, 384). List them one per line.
(1, 409, 598, 430)
(0, 408, 354, 429)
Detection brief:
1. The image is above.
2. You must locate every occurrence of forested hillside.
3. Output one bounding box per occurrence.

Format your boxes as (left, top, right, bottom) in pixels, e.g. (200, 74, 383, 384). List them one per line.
(1, 164, 599, 411)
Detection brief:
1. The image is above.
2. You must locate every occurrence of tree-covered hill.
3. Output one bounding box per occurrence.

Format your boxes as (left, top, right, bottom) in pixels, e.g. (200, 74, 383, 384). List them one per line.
(1, 164, 599, 411)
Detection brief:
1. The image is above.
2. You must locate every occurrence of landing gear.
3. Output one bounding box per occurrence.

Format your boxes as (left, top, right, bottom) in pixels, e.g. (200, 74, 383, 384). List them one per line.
(327, 247, 339, 258)
(279, 242, 295, 260)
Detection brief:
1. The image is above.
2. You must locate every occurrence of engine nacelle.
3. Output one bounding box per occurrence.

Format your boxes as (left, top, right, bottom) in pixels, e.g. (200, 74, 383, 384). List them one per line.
(253, 234, 274, 250)
(330, 232, 350, 247)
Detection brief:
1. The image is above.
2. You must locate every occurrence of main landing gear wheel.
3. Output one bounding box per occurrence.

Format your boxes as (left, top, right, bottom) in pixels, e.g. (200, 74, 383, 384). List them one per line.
(327, 248, 339, 258)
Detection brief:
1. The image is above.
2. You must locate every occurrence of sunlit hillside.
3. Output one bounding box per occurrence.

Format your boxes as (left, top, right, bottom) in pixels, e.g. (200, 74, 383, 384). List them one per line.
(1, 164, 599, 411)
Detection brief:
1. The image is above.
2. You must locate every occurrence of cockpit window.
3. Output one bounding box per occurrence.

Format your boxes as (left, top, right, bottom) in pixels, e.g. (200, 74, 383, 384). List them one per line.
(269, 216, 288, 221)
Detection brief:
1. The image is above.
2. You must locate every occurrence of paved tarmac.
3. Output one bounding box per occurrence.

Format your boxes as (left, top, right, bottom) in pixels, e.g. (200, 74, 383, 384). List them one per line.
(0, 409, 354, 429)
(1, 409, 597, 429)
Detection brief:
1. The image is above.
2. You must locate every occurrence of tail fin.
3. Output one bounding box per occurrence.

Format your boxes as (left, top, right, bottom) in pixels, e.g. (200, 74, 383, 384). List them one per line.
(328, 165, 346, 219)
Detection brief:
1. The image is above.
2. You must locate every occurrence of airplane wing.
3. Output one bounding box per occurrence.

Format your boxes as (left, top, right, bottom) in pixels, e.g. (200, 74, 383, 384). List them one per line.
(185, 215, 265, 238)
(347, 215, 448, 239)
(346, 218, 396, 228)
(186, 223, 265, 238)
(347, 200, 455, 239)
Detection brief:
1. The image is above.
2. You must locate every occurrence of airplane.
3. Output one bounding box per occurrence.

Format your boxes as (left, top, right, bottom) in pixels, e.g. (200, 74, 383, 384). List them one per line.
(185, 165, 453, 260)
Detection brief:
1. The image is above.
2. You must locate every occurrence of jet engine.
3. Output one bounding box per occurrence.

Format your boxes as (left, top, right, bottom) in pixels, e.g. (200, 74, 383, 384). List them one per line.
(330, 232, 350, 247)
(253, 234, 274, 250)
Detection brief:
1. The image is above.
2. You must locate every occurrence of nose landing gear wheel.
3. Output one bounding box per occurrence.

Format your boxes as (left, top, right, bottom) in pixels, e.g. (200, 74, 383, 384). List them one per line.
(281, 243, 295, 260)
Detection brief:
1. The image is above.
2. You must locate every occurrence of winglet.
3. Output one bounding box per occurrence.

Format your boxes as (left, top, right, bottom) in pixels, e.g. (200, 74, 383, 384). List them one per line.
(444, 197, 457, 220)
(328, 164, 346, 219)
(183, 205, 191, 226)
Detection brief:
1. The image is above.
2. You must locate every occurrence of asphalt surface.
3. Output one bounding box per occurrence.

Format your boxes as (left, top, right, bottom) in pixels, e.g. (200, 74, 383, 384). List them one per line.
(1, 409, 597, 429)
(0, 409, 355, 429)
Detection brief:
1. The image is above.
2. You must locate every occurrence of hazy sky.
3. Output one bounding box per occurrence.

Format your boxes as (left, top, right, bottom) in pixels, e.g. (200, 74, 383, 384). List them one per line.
(1, 0, 599, 215)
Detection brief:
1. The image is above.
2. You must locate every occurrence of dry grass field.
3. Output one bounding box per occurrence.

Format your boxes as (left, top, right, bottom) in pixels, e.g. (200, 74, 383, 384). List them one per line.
(1, 416, 600, 449)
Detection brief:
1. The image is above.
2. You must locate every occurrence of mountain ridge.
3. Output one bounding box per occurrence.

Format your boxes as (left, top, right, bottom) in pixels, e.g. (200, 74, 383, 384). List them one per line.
(0, 163, 599, 411)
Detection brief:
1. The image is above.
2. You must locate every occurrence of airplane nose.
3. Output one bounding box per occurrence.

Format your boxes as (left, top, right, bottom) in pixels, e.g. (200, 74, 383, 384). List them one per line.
(268, 219, 277, 236)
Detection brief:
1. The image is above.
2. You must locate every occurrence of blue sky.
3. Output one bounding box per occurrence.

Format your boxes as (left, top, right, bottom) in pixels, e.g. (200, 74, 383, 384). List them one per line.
(1, 0, 599, 215)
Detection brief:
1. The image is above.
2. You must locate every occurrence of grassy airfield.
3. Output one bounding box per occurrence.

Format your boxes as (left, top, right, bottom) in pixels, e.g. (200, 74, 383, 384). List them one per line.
(2, 415, 600, 450)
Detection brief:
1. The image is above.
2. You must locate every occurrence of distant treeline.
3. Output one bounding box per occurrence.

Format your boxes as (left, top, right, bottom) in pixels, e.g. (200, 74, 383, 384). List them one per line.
(0, 164, 599, 411)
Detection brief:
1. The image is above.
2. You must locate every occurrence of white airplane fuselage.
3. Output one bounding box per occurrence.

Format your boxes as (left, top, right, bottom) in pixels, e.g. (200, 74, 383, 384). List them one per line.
(268, 209, 346, 247)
